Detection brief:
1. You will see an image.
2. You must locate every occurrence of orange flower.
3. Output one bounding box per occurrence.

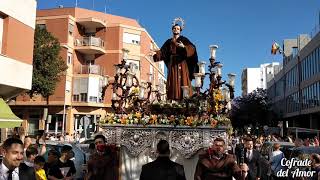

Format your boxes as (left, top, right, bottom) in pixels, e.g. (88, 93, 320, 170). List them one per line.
(150, 115, 157, 124)
(120, 116, 127, 124)
(185, 116, 193, 126)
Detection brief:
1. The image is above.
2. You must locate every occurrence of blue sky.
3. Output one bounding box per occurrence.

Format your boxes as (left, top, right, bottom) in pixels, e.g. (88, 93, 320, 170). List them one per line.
(37, 0, 320, 96)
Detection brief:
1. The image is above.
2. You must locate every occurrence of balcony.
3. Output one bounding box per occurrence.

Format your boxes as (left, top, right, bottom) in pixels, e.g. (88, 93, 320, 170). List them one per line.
(74, 36, 106, 54)
(77, 17, 107, 29)
(76, 65, 104, 76)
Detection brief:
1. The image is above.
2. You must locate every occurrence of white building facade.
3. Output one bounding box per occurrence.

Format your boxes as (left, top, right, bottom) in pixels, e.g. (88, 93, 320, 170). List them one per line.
(241, 62, 280, 96)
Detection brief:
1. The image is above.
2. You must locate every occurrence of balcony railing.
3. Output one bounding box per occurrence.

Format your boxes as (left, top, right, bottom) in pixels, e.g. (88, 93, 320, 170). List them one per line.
(75, 36, 105, 48)
(77, 65, 104, 76)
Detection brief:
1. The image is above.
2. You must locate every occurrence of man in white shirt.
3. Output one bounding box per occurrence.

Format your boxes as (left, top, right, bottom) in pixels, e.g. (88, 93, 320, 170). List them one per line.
(0, 138, 35, 180)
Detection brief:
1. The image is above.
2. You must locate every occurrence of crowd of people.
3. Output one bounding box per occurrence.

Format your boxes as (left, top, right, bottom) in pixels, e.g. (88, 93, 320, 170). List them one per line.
(0, 131, 319, 180)
(229, 134, 320, 180)
(0, 132, 77, 180)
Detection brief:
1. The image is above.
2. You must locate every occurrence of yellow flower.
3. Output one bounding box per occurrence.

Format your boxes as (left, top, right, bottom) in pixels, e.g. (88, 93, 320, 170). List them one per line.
(135, 112, 142, 119)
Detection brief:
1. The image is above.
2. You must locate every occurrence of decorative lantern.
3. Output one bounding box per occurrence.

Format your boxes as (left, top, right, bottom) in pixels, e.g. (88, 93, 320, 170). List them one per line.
(194, 73, 202, 88)
(209, 45, 219, 59)
(228, 73, 236, 87)
(139, 83, 146, 100)
(125, 73, 133, 87)
(122, 48, 129, 59)
(198, 61, 206, 75)
(217, 64, 223, 76)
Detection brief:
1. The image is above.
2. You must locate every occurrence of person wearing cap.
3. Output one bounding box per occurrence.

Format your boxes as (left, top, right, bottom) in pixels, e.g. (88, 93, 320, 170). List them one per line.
(194, 137, 249, 180)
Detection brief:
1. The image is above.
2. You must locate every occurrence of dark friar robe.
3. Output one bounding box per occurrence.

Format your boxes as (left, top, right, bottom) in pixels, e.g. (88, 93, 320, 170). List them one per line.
(194, 153, 247, 180)
(153, 35, 198, 100)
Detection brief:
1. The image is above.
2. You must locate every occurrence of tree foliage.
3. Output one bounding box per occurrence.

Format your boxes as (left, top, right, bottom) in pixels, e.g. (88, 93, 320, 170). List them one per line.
(230, 88, 278, 131)
(30, 25, 67, 98)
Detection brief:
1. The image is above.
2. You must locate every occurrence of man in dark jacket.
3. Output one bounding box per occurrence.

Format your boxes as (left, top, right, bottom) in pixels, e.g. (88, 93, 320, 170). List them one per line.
(140, 140, 186, 180)
(244, 138, 262, 180)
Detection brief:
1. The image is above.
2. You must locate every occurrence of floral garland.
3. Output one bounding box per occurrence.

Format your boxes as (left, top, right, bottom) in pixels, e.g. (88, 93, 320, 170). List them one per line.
(99, 112, 232, 128)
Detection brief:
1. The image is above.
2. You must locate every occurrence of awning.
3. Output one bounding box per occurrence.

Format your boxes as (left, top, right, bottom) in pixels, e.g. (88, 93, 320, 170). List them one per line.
(0, 98, 23, 128)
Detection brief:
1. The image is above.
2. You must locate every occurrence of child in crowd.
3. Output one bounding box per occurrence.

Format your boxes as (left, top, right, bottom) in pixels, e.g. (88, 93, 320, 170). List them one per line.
(34, 156, 47, 180)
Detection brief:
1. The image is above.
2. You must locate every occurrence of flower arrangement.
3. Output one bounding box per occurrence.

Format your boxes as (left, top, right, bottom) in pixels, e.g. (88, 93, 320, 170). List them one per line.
(99, 112, 231, 128)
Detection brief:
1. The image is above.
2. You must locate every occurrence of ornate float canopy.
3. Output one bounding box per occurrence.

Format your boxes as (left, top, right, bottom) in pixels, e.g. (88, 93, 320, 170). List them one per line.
(98, 45, 235, 157)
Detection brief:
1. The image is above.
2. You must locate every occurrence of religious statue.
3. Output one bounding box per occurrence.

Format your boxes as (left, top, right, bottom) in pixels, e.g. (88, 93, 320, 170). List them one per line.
(153, 18, 198, 100)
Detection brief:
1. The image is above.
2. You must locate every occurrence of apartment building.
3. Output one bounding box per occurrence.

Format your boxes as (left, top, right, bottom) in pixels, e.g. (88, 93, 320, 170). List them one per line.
(241, 62, 280, 96)
(0, 0, 37, 140)
(9, 7, 165, 138)
(267, 33, 320, 130)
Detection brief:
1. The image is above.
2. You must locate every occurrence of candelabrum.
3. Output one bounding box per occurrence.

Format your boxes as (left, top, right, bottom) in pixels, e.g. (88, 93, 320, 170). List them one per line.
(101, 48, 165, 114)
(183, 45, 236, 117)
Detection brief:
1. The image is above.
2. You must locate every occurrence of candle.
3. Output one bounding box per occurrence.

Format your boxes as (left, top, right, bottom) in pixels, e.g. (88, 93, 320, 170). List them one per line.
(228, 73, 236, 87)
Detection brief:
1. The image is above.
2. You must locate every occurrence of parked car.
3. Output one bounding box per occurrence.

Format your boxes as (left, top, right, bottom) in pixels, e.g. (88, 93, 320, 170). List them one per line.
(260, 141, 295, 160)
(289, 146, 320, 159)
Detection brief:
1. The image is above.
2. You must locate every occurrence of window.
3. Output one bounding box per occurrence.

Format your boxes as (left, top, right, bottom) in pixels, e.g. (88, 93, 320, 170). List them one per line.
(89, 96, 97, 102)
(38, 24, 46, 30)
(126, 59, 140, 71)
(292, 47, 298, 57)
(0, 16, 3, 53)
(73, 95, 79, 102)
(67, 52, 73, 65)
(123, 33, 140, 45)
(80, 93, 87, 102)
(68, 23, 74, 35)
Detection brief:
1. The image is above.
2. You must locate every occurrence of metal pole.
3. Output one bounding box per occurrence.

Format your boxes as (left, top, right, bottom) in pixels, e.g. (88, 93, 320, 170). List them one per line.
(75, 0, 78, 7)
(62, 77, 67, 136)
